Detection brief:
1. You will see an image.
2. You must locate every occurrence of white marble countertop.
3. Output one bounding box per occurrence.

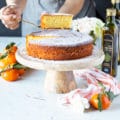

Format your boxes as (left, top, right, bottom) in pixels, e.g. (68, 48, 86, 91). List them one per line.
(0, 37, 120, 120)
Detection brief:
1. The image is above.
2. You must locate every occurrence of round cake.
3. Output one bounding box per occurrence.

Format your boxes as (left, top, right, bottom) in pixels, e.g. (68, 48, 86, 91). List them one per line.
(26, 29, 93, 60)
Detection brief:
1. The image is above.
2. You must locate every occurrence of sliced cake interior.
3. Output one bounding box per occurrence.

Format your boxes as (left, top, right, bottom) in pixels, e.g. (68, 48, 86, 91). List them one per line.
(40, 13, 73, 29)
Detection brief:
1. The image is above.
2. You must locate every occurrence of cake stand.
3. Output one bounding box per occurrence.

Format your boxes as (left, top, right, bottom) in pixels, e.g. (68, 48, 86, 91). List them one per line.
(16, 47, 104, 93)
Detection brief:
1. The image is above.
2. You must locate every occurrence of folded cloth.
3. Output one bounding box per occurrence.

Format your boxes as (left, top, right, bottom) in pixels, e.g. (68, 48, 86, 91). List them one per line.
(74, 68, 120, 95)
(58, 68, 120, 113)
(58, 91, 90, 114)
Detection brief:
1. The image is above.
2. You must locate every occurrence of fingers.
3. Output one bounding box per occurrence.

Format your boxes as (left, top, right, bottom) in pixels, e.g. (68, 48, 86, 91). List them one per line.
(1, 14, 21, 30)
(0, 5, 22, 30)
(1, 14, 21, 22)
(1, 19, 20, 30)
(2, 14, 21, 22)
(1, 5, 21, 15)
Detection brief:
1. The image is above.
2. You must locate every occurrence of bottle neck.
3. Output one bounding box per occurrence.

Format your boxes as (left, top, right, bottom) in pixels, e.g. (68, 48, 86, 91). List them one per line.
(113, 3, 120, 10)
(106, 16, 116, 24)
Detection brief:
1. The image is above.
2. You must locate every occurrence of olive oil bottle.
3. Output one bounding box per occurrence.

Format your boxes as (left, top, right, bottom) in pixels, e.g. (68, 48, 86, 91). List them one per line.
(102, 8, 118, 77)
(111, 0, 120, 64)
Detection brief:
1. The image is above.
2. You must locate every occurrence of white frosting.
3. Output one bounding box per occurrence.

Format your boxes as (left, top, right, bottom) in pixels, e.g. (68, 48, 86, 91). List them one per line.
(30, 30, 93, 47)
(32, 29, 81, 37)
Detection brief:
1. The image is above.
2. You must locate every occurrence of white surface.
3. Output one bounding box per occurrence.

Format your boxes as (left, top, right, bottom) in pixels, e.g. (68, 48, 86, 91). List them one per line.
(0, 37, 120, 120)
(16, 47, 104, 71)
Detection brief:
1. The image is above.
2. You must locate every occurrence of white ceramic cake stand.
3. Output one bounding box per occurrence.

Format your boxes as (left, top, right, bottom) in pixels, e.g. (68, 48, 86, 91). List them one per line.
(16, 47, 104, 93)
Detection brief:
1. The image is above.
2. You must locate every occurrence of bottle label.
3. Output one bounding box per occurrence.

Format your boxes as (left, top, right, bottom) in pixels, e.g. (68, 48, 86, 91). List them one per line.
(102, 34, 113, 74)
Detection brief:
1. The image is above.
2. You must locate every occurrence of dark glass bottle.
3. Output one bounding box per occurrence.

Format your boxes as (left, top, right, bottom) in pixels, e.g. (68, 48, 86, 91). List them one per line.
(112, 0, 120, 64)
(102, 8, 118, 77)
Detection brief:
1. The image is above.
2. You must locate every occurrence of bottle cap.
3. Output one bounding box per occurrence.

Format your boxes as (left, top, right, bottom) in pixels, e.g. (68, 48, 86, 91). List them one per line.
(106, 8, 116, 16)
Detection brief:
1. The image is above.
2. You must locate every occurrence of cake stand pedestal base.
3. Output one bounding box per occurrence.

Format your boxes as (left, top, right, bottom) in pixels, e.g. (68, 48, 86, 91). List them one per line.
(45, 71, 77, 93)
(16, 47, 104, 94)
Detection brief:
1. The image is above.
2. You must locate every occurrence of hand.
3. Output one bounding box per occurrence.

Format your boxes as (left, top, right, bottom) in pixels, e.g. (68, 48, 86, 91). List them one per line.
(0, 5, 22, 30)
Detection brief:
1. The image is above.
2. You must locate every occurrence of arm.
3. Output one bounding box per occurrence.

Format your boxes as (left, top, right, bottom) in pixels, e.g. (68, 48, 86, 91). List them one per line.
(58, 0, 84, 16)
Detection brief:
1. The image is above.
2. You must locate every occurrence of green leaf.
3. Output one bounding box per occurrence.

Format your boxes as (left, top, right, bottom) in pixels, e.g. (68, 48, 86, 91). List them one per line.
(106, 91, 115, 102)
(0, 52, 8, 60)
(89, 30, 97, 44)
(13, 63, 27, 69)
(98, 94, 102, 111)
(0, 42, 16, 60)
(5, 42, 15, 50)
(0, 63, 27, 74)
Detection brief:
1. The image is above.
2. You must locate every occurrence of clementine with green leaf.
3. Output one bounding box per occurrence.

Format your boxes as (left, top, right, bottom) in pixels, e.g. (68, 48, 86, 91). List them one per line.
(0, 42, 27, 82)
(90, 93, 111, 111)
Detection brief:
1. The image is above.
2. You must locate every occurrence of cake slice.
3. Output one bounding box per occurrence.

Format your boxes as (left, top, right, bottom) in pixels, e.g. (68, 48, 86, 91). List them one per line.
(40, 13, 73, 29)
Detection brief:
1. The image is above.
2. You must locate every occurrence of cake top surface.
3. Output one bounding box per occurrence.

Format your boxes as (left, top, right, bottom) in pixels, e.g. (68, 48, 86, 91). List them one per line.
(41, 12, 73, 16)
(29, 30, 93, 47)
(31, 29, 91, 38)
